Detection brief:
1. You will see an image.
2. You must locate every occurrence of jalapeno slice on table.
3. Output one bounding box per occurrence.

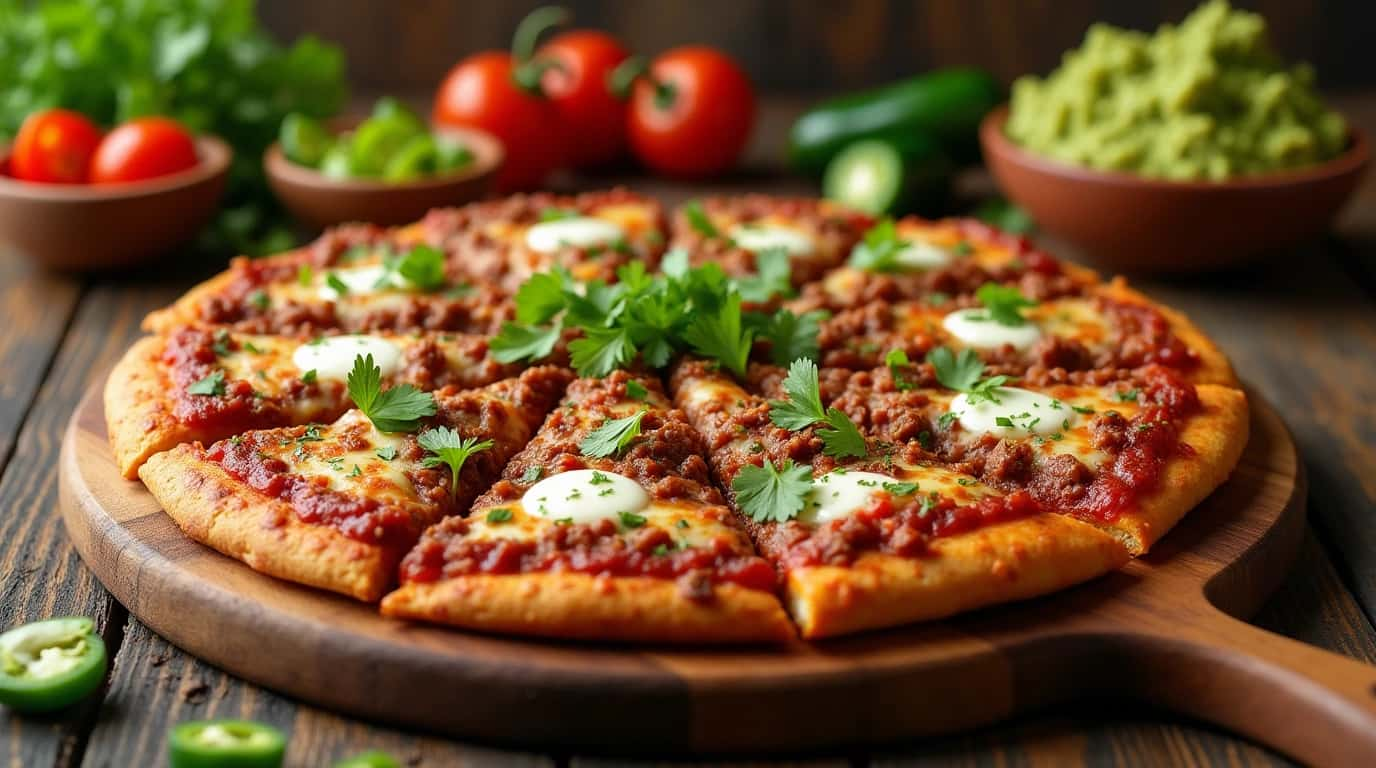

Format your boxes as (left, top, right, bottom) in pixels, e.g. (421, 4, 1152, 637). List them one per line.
(169, 720, 288, 768)
(334, 750, 401, 768)
(0, 617, 108, 713)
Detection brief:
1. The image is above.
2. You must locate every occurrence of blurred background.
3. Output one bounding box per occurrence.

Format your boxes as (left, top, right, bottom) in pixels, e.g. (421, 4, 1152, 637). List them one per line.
(262, 0, 1376, 97)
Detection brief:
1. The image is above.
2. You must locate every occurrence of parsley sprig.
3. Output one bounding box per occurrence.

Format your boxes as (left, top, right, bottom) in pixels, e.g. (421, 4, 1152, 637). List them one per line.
(731, 458, 813, 523)
(972, 283, 1036, 327)
(346, 354, 436, 432)
(418, 427, 493, 500)
(925, 346, 1010, 405)
(768, 359, 867, 458)
(580, 408, 648, 458)
(847, 218, 909, 273)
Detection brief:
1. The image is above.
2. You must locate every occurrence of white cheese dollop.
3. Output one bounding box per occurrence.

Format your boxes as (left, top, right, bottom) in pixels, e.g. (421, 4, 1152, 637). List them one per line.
(525, 217, 625, 253)
(799, 470, 899, 526)
(942, 308, 1043, 350)
(947, 387, 1068, 439)
(318, 264, 416, 300)
(293, 335, 403, 381)
(521, 469, 650, 525)
(730, 224, 815, 255)
(892, 240, 955, 270)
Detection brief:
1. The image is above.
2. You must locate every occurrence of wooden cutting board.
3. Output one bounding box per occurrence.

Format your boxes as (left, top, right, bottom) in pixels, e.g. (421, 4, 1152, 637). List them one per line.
(57, 382, 1376, 764)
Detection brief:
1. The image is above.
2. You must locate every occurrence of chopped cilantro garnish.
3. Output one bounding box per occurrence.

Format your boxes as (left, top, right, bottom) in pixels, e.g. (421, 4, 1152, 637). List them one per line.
(884, 348, 915, 391)
(848, 218, 908, 273)
(683, 199, 720, 239)
(539, 207, 579, 222)
(624, 379, 649, 401)
(520, 465, 543, 484)
(375, 445, 397, 461)
(731, 458, 813, 523)
(346, 354, 436, 433)
(490, 322, 563, 364)
(926, 346, 1010, 404)
(882, 481, 919, 496)
(301, 369, 318, 384)
(759, 309, 823, 366)
(1117, 388, 1141, 403)
(187, 371, 225, 396)
(580, 409, 647, 458)
(974, 282, 1036, 327)
(248, 290, 270, 311)
(324, 274, 349, 296)
(486, 508, 513, 524)
(385, 244, 447, 292)
(733, 247, 793, 303)
(1072, 404, 1096, 414)
(418, 426, 494, 501)
(618, 511, 647, 528)
(767, 359, 867, 459)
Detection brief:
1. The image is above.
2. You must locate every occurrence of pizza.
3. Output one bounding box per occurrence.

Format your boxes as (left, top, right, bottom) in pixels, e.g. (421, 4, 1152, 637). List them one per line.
(107, 192, 1250, 643)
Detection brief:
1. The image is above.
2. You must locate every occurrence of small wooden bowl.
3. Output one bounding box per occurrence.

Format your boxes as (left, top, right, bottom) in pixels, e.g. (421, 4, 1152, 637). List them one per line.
(264, 125, 503, 229)
(0, 136, 231, 271)
(980, 106, 1370, 273)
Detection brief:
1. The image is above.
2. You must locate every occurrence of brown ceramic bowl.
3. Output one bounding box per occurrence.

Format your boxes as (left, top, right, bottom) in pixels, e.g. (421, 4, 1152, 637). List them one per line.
(980, 106, 1370, 273)
(264, 125, 503, 229)
(0, 135, 230, 271)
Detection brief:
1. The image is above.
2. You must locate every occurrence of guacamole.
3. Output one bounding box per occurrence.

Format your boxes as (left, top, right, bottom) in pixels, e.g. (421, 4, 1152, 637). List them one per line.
(1006, 0, 1348, 180)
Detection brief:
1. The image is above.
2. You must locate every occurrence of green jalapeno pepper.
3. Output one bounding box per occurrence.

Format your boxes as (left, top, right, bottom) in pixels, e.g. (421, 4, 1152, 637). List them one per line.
(0, 617, 108, 713)
(334, 750, 401, 768)
(168, 719, 287, 768)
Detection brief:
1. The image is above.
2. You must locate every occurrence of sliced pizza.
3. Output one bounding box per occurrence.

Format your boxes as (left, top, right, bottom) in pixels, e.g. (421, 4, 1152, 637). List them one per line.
(106, 327, 517, 478)
(670, 195, 872, 286)
(139, 365, 572, 601)
(807, 277, 1236, 386)
(144, 225, 511, 335)
(407, 188, 666, 293)
(670, 358, 1133, 639)
(382, 371, 794, 643)
(796, 216, 1100, 312)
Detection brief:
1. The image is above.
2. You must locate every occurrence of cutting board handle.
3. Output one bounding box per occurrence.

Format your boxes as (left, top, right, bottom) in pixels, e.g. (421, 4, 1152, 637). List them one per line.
(1130, 607, 1376, 766)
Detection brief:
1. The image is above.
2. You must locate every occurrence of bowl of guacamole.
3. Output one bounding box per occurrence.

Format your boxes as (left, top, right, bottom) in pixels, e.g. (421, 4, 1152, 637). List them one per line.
(981, 1, 1368, 271)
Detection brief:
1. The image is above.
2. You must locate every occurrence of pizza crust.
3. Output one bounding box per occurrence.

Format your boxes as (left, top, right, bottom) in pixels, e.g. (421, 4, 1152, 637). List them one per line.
(1097, 278, 1238, 387)
(786, 513, 1131, 639)
(381, 573, 796, 644)
(106, 335, 189, 479)
(1092, 384, 1250, 554)
(140, 445, 397, 602)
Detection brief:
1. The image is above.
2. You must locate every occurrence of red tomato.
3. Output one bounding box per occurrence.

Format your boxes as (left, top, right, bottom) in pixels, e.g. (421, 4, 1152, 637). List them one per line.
(538, 30, 630, 168)
(90, 117, 198, 184)
(433, 51, 565, 191)
(9, 109, 103, 184)
(627, 47, 755, 178)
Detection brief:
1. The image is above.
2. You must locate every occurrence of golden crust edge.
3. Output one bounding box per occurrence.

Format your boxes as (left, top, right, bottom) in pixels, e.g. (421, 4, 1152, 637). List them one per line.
(786, 513, 1131, 639)
(139, 446, 395, 602)
(381, 572, 796, 644)
(106, 335, 188, 479)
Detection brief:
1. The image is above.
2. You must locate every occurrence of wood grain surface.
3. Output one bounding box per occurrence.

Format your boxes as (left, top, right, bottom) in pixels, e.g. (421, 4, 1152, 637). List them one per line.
(5, 95, 1376, 766)
(58, 378, 1376, 763)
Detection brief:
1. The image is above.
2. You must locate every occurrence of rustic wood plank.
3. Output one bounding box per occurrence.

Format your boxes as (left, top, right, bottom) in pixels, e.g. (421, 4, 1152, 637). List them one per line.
(0, 276, 182, 768)
(0, 253, 82, 476)
(571, 760, 849, 768)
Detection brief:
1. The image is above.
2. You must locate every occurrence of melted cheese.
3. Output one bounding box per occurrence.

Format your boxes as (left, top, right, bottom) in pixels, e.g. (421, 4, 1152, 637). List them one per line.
(730, 224, 814, 255)
(281, 411, 414, 501)
(948, 387, 1070, 439)
(893, 240, 955, 270)
(292, 335, 403, 380)
(525, 217, 625, 253)
(942, 308, 1043, 350)
(520, 469, 649, 525)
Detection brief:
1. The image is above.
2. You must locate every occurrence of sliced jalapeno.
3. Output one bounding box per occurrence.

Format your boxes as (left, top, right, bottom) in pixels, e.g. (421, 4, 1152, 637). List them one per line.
(349, 116, 426, 177)
(382, 135, 439, 182)
(168, 719, 287, 768)
(334, 750, 401, 768)
(0, 617, 108, 713)
(280, 114, 333, 168)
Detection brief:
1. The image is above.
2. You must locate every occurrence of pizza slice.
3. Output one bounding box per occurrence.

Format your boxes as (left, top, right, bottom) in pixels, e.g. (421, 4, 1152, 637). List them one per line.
(670, 195, 872, 286)
(382, 371, 794, 643)
(796, 215, 1100, 311)
(144, 225, 511, 335)
(106, 327, 518, 478)
(139, 365, 572, 601)
(806, 277, 1236, 386)
(410, 188, 665, 292)
(670, 358, 1133, 639)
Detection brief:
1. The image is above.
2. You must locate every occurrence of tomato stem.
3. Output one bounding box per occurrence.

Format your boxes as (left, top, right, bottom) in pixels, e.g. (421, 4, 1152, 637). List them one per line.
(511, 5, 569, 63)
(607, 56, 673, 108)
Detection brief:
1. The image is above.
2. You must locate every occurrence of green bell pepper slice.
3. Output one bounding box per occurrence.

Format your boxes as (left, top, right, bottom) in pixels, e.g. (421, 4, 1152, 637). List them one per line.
(0, 617, 108, 713)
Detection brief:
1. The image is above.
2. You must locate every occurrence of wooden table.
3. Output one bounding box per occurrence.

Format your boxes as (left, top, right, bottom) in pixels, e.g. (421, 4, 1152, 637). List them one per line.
(4, 97, 1376, 767)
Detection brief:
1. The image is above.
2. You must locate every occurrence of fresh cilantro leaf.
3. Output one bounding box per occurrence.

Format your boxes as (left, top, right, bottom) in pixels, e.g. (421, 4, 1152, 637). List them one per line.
(249, 290, 270, 310)
(301, 369, 318, 384)
(569, 327, 636, 377)
(486, 508, 513, 523)
(682, 293, 752, 380)
(731, 459, 813, 523)
(966, 374, 1012, 404)
(514, 269, 573, 324)
(520, 465, 543, 483)
(418, 426, 494, 500)
(624, 380, 649, 401)
(683, 199, 720, 239)
(375, 445, 397, 461)
(325, 274, 349, 296)
(769, 358, 827, 429)
(926, 346, 985, 392)
(618, 511, 647, 528)
(885, 348, 915, 391)
(391, 245, 447, 291)
(539, 207, 579, 222)
(187, 370, 226, 396)
(734, 247, 793, 303)
(242, 341, 263, 354)
(1072, 404, 1096, 414)
(564, 280, 627, 328)
(1117, 388, 1141, 403)
(762, 309, 823, 366)
(212, 329, 232, 357)
(819, 409, 867, 458)
(883, 481, 919, 496)
(580, 409, 647, 458)
(848, 218, 908, 273)
(347, 354, 436, 432)
(490, 322, 562, 364)
(975, 283, 1036, 327)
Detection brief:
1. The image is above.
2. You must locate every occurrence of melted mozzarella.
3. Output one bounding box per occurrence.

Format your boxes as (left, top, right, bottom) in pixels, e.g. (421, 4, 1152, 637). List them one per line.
(942, 308, 1043, 350)
(893, 240, 955, 270)
(292, 335, 402, 380)
(730, 224, 814, 255)
(799, 470, 897, 526)
(948, 387, 1070, 438)
(525, 217, 624, 252)
(521, 469, 649, 525)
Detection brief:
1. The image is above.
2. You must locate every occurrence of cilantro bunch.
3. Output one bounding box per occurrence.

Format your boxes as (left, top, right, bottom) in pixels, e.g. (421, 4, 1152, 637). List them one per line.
(490, 251, 824, 379)
(767, 359, 867, 459)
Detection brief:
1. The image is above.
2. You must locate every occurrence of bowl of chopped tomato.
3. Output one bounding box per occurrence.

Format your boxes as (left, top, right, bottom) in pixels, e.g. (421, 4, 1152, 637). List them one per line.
(0, 111, 231, 271)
